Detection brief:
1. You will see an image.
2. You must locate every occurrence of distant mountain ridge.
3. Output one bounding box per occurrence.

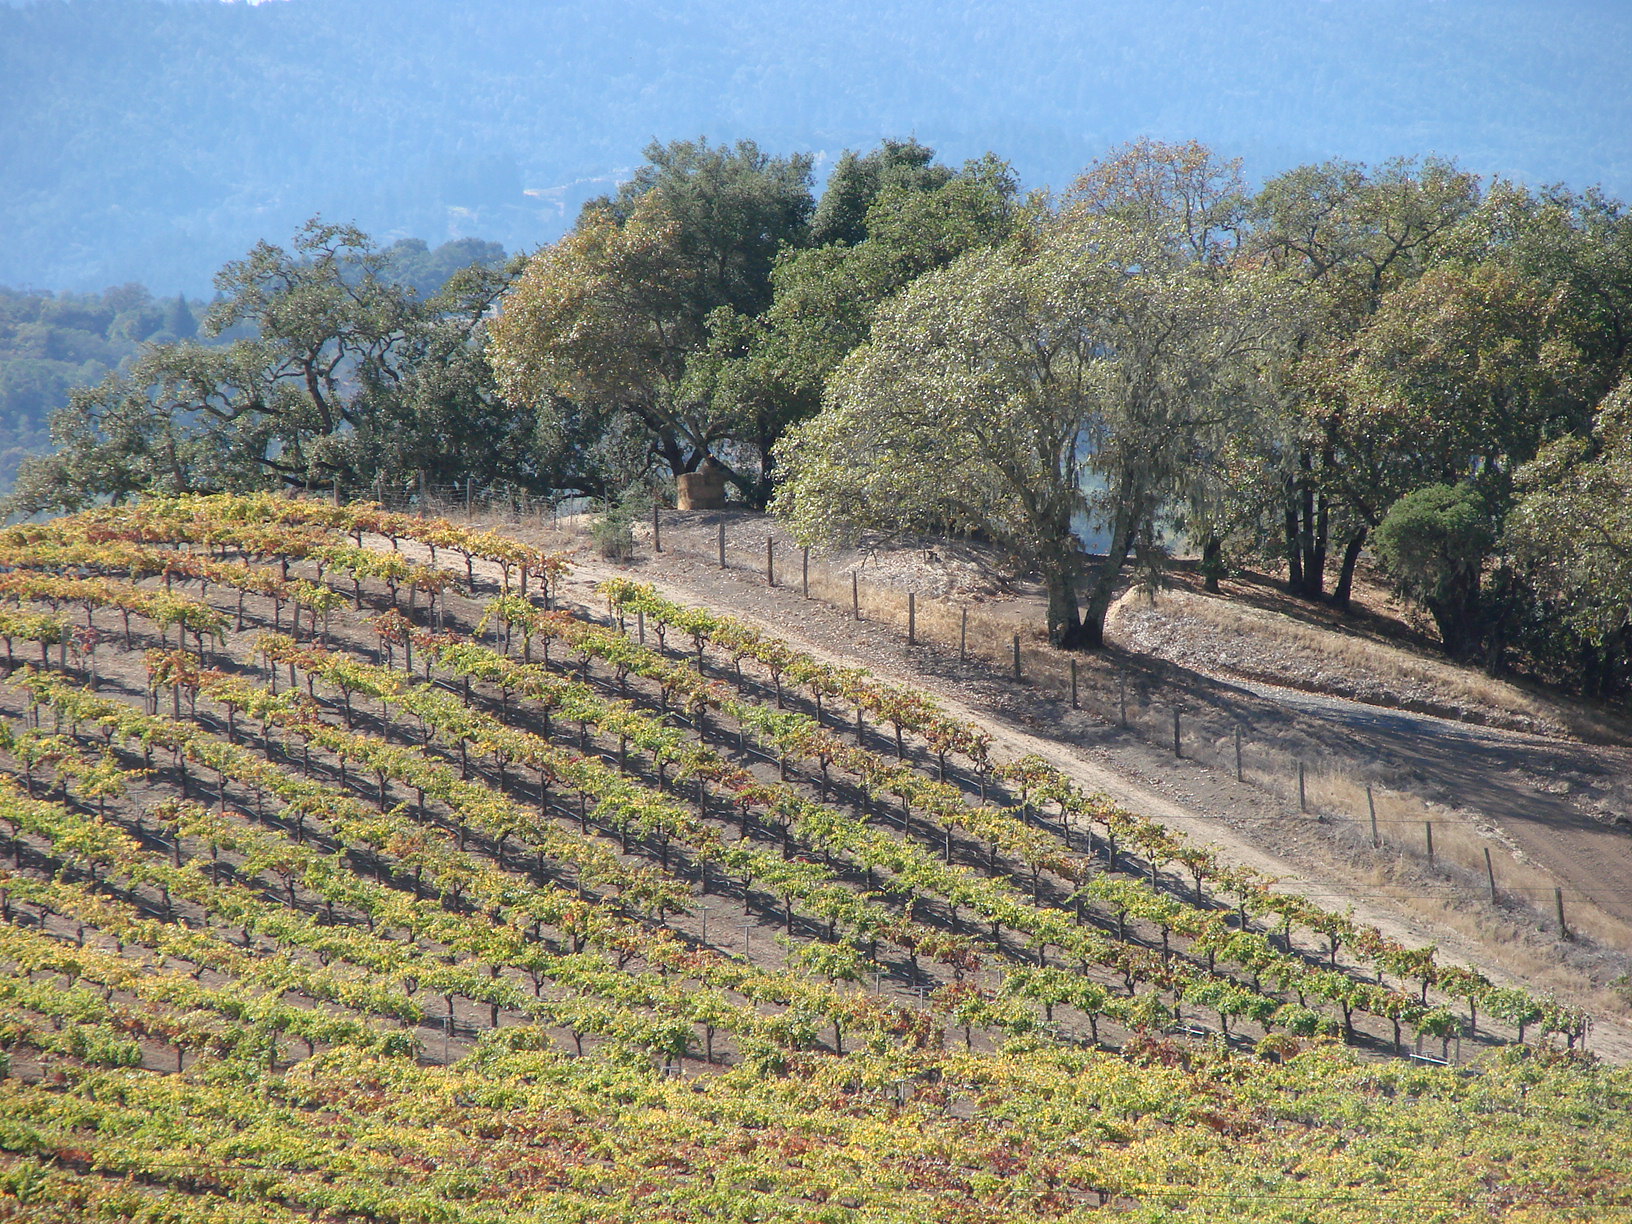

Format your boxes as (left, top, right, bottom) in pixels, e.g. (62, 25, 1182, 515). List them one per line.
(3, 0, 1629, 291)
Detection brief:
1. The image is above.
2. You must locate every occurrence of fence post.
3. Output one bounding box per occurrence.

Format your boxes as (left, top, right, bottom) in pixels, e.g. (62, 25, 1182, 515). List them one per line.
(766, 536, 774, 587)
(852, 572, 860, 620)
(1555, 887, 1569, 939)
(1234, 726, 1243, 782)
(1172, 708, 1181, 758)
(1070, 659, 1078, 709)
(1424, 820, 1434, 867)
(1297, 762, 1306, 812)
(1484, 847, 1497, 904)
(1367, 785, 1379, 847)
(908, 592, 916, 645)
(717, 521, 726, 568)
(1012, 634, 1021, 682)
(652, 503, 662, 553)
(959, 608, 968, 660)
(802, 547, 809, 598)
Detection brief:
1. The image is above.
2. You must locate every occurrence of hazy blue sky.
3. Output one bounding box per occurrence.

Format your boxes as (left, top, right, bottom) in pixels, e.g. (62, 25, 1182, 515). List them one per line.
(4, 0, 1629, 288)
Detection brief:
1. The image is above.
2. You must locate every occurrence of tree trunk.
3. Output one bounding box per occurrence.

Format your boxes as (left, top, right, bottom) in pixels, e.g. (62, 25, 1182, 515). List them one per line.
(1200, 536, 1224, 593)
(1283, 494, 1304, 593)
(1329, 528, 1366, 611)
(1077, 508, 1137, 650)
(1042, 556, 1085, 648)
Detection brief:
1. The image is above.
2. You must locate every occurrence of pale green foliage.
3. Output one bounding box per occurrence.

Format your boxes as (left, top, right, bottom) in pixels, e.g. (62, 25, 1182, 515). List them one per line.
(776, 141, 1295, 648)
(1508, 377, 1632, 648)
(776, 160, 1295, 647)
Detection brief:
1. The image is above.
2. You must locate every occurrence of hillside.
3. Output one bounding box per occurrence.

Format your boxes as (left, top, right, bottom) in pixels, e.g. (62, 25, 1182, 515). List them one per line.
(0, 494, 1625, 1221)
(4, 0, 1630, 290)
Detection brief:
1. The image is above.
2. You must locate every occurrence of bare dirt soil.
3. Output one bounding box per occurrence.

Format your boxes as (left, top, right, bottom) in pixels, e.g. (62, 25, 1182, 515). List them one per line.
(490, 505, 1632, 1059)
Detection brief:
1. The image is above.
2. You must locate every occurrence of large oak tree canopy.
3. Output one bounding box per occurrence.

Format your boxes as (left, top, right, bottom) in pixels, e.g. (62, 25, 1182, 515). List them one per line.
(6, 220, 523, 515)
(488, 139, 818, 498)
(773, 141, 1296, 649)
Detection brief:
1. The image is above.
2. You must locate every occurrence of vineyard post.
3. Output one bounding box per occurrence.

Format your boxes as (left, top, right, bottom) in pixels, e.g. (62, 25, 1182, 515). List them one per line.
(1367, 785, 1379, 847)
(959, 607, 967, 660)
(766, 536, 774, 586)
(1424, 820, 1434, 867)
(637, 609, 645, 644)
(802, 547, 809, 597)
(1172, 708, 1181, 758)
(1118, 671, 1127, 728)
(717, 521, 726, 568)
(1297, 762, 1307, 811)
(1012, 634, 1021, 682)
(652, 503, 661, 553)
(1555, 887, 1568, 938)
(742, 923, 752, 960)
(1484, 847, 1497, 904)
(908, 592, 916, 645)
(700, 905, 708, 944)
(1234, 726, 1243, 781)
(465, 482, 472, 522)
(1070, 659, 1078, 708)
(852, 572, 860, 620)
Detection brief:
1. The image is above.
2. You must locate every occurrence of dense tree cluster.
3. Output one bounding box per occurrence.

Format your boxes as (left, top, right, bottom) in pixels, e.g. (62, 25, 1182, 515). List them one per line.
(11, 135, 1632, 701)
(6, 227, 518, 513)
(0, 285, 205, 493)
(763, 140, 1632, 685)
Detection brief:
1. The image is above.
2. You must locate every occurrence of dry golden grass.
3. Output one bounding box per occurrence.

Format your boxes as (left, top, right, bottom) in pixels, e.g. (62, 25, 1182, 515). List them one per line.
(1124, 586, 1632, 745)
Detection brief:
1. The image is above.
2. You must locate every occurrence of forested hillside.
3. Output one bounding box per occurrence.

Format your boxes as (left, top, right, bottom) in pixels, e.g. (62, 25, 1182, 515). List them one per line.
(3, 0, 1629, 291)
(0, 286, 202, 491)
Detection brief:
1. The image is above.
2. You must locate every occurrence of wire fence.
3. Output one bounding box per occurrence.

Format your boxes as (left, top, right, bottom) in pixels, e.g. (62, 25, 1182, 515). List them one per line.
(341, 479, 567, 526)
(613, 512, 1627, 947)
(325, 488, 1623, 948)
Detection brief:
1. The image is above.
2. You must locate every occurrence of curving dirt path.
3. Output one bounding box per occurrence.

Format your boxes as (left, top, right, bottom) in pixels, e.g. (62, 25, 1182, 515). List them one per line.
(1211, 670, 1632, 929)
